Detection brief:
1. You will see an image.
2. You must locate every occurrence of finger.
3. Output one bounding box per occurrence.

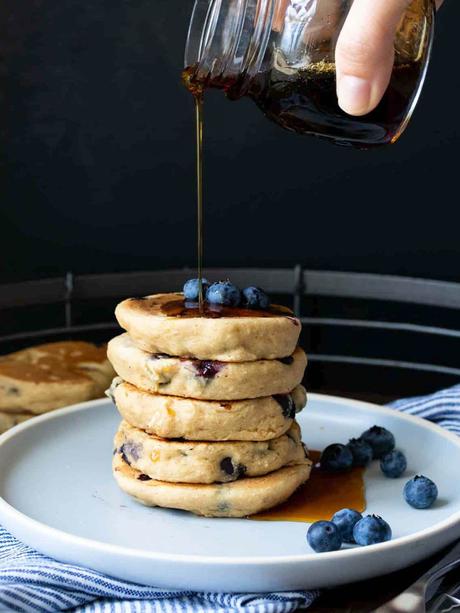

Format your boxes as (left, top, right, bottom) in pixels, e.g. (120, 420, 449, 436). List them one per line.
(336, 0, 411, 116)
(435, 0, 444, 7)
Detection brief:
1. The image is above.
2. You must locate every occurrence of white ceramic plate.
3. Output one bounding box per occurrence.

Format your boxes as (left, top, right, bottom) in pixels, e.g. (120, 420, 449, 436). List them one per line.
(0, 394, 459, 592)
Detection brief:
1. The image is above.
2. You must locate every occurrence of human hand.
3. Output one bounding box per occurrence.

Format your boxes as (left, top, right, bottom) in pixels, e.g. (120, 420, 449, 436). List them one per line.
(336, 0, 443, 116)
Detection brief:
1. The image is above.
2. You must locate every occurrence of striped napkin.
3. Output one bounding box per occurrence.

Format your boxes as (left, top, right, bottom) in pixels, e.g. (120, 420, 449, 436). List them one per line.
(1, 384, 459, 613)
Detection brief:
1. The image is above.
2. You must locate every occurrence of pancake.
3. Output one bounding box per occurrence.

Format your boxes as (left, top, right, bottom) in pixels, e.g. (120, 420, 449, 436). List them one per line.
(113, 451, 312, 517)
(111, 379, 307, 441)
(0, 411, 31, 434)
(114, 420, 308, 483)
(115, 293, 301, 361)
(0, 341, 114, 413)
(107, 333, 306, 400)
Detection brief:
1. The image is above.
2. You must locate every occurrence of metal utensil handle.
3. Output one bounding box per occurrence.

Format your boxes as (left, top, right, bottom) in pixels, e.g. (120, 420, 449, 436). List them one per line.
(375, 582, 426, 612)
(376, 540, 460, 613)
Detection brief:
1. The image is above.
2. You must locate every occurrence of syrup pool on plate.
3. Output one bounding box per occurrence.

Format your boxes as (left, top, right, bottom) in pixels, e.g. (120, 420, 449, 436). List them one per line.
(252, 451, 366, 523)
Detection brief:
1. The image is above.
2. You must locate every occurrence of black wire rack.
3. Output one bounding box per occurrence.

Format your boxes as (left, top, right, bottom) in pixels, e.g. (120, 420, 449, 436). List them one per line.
(2, 267, 460, 403)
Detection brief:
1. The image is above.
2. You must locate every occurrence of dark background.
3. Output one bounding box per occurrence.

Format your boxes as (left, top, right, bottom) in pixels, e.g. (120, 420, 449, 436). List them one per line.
(0, 0, 458, 284)
(0, 6, 458, 602)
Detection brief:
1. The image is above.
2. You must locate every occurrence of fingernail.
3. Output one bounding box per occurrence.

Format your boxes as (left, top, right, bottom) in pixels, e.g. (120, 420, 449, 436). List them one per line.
(337, 75, 371, 116)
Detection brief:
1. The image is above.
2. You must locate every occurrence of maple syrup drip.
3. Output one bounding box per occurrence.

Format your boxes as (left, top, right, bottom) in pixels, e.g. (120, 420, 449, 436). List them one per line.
(195, 92, 204, 309)
(182, 67, 206, 309)
(251, 451, 366, 523)
(160, 299, 293, 319)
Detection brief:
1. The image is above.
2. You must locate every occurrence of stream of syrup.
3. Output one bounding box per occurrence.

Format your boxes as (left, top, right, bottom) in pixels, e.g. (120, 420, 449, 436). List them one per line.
(183, 69, 205, 309)
(252, 451, 366, 523)
(195, 93, 204, 309)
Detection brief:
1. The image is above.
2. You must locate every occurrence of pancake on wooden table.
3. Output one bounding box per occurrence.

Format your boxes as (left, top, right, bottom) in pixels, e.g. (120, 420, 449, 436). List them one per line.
(0, 341, 114, 415)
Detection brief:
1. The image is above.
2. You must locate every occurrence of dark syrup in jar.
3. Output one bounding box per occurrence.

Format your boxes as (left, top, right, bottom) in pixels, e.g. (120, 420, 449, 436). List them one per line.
(251, 61, 424, 147)
(183, 59, 424, 148)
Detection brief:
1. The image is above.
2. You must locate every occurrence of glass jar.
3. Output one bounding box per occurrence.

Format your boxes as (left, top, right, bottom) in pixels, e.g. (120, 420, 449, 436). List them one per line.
(184, 0, 435, 148)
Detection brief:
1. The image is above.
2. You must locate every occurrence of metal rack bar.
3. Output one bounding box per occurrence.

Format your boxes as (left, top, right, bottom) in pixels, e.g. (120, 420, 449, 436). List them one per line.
(1, 269, 460, 386)
(1, 269, 460, 310)
(0, 323, 120, 344)
(1, 317, 460, 344)
(300, 318, 460, 339)
(0, 277, 67, 308)
(309, 354, 460, 377)
(302, 270, 460, 309)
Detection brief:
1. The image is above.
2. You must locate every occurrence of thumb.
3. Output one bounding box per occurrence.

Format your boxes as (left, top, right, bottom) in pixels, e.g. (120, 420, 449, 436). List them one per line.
(335, 0, 411, 116)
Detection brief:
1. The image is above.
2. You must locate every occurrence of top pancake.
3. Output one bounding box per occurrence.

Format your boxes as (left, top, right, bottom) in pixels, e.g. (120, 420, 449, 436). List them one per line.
(115, 293, 301, 361)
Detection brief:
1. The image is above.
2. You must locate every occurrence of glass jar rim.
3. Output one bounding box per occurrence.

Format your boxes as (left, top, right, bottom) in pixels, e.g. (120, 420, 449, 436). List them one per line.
(184, 0, 275, 89)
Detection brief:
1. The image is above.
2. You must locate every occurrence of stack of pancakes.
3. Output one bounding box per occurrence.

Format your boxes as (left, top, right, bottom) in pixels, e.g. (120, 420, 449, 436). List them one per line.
(108, 293, 312, 517)
(0, 341, 115, 433)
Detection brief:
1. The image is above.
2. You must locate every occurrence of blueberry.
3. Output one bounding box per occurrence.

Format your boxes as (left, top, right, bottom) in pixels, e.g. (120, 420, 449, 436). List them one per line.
(307, 521, 342, 553)
(119, 445, 131, 466)
(353, 515, 392, 546)
(403, 475, 438, 509)
(380, 450, 407, 478)
(241, 286, 270, 310)
(220, 457, 235, 475)
(331, 508, 363, 543)
(277, 356, 294, 365)
(183, 278, 210, 301)
(347, 438, 373, 467)
(138, 473, 152, 481)
(220, 457, 246, 479)
(193, 360, 224, 379)
(320, 444, 353, 472)
(120, 441, 142, 462)
(206, 281, 241, 307)
(273, 394, 296, 419)
(360, 426, 395, 459)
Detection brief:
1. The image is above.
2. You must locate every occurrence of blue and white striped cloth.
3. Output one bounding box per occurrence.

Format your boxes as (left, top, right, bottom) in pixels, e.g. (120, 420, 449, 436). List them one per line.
(1, 383, 460, 613)
(389, 384, 460, 436)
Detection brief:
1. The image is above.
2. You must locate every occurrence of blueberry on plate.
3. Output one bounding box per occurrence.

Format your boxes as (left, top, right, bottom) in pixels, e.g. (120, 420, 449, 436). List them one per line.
(360, 425, 395, 459)
(380, 450, 407, 478)
(320, 444, 353, 472)
(206, 281, 241, 307)
(331, 508, 363, 543)
(183, 278, 210, 301)
(403, 475, 438, 509)
(353, 515, 392, 546)
(307, 520, 342, 553)
(347, 438, 373, 467)
(241, 286, 270, 310)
